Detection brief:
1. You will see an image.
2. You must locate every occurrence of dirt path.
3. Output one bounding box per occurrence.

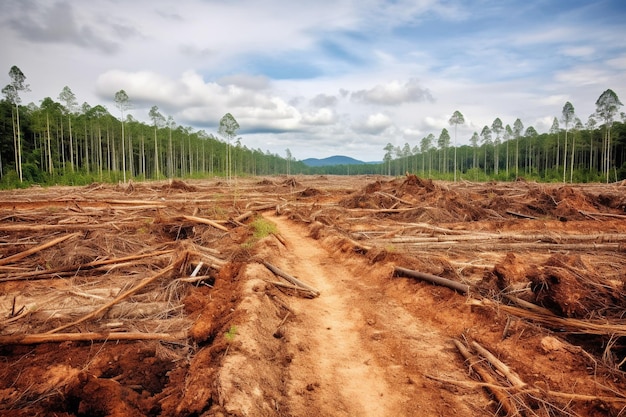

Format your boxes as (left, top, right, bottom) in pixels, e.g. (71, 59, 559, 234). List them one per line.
(266, 214, 486, 416)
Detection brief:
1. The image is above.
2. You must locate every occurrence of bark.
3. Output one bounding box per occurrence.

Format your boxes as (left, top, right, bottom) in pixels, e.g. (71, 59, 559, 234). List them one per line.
(393, 266, 469, 294)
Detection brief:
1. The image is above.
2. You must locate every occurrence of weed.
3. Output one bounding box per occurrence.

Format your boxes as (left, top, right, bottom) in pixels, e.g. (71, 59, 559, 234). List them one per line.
(224, 325, 238, 342)
(250, 218, 278, 239)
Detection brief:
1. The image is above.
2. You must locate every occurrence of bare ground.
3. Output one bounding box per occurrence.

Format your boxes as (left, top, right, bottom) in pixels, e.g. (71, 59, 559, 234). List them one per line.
(1, 175, 626, 417)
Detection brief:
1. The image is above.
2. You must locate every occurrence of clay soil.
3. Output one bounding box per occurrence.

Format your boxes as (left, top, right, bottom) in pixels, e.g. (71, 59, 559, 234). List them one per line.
(1, 175, 626, 417)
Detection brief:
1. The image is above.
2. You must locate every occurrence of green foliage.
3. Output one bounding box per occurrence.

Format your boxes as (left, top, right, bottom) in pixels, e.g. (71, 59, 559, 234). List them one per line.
(251, 218, 278, 239)
(224, 325, 238, 342)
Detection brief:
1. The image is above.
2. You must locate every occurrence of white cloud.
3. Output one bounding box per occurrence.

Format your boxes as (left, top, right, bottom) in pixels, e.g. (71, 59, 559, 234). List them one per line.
(351, 78, 434, 105)
(354, 113, 393, 134)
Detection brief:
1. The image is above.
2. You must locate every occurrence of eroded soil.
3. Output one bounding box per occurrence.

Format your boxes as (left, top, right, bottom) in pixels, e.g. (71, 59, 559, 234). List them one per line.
(1, 175, 626, 416)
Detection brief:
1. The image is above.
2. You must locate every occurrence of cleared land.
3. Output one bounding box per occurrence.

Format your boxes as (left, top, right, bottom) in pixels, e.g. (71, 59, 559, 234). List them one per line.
(1, 175, 626, 417)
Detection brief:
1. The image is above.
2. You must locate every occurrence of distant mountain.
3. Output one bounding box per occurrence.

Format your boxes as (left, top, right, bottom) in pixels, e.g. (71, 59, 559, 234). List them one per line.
(301, 155, 379, 167)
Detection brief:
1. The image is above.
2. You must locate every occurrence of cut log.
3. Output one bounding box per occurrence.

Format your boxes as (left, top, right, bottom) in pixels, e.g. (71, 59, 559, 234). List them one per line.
(262, 261, 320, 297)
(393, 266, 469, 294)
(267, 280, 318, 298)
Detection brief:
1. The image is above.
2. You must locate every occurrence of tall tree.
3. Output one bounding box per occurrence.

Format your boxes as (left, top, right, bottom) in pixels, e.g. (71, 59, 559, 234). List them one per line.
(448, 110, 464, 181)
(491, 118, 503, 175)
(2, 66, 30, 182)
(503, 124, 512, 177)
(218, 113, 240, 182)
(550, 117, 560, 169)
(114, 90, 131, 182)
(58, 86, 78, 172)
(437, 128, 450, 174)
(561, 101, 575, 183)
(570, 117, 583, 183)
(513, 118, 524, 178)
(469, 132, 479, 170)
(595, 89, 623, 182)
(586, 114, 597, 171)
(480, 125, 492, 174)
(149, 105, 165, 178)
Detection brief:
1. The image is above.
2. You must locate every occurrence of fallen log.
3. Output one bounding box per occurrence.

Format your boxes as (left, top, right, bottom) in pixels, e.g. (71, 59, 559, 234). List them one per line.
(0, 331, 185, 345)
(46, 260, 180, 334)
(453, 339, 519, 416)
(262, 261, 320, 297)
(0, 232, 81, 266)
(182, 215, 229, 231)
(393, 266, 469, 295)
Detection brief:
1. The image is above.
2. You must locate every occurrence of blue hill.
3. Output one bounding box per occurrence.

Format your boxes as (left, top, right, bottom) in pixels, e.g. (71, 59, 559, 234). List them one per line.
(301, 155, 376, 167)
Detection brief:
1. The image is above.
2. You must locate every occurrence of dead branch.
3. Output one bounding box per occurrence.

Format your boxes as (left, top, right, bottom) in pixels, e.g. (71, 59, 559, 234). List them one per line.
(266, 280, 319, 298)
(0, 331, 185, 345)
(506, 210, 538, 220)
(262, 261, 320, 297)
(452, 339, 519, 416)
(46, 261, 179, 334)
(469, 298, 626, 337)
(0, 249, 175, 282)
(393, 266, 469, 294)
(182, 215, 229, 231)
(470, 341, 526, 389)
(0, 232, 81, 266)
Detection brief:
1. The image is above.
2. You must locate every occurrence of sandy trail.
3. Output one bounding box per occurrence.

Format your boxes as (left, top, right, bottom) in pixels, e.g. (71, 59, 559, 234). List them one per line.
(268, 214, 404, 416)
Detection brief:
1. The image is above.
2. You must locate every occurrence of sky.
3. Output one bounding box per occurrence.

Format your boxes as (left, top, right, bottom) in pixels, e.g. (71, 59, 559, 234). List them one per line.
(2, 0, 625, 162)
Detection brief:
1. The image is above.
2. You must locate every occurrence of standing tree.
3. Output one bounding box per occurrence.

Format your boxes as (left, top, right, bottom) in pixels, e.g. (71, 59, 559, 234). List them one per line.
(595, 89, 623, 182)
(570, 117, 583, 182)
(2, 66, 30, 182)
(480, 125, 492, 174)
(437, 128, 450, 174)
(469, 132, 479, 171)
(550, 117, 560, 169)
(561, 101, 575, 183)
(586, 115, 597, 171)
(149, 105, 165, 179)
(114, 90, 131, 182)
(513, 118, 524, 178)
(448, 110, 464, 181)
(218, 113, 240, 182)
(491, 118, 503, 175)
(503, 124, 512, 177)
(58, 86, 78, 172)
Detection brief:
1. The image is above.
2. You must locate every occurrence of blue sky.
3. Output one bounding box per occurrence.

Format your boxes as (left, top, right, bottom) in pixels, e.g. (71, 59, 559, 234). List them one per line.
(2, 0, 625, 161)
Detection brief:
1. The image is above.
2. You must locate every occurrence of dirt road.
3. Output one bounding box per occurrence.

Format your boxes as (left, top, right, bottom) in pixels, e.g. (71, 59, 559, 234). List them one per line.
(266, 214, 487, 416)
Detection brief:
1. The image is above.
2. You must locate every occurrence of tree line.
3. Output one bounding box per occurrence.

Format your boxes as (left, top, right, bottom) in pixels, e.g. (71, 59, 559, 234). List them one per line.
(1, 66, 304, 187)
(381, 90, 625, 183)
(2, 65, 625, 186)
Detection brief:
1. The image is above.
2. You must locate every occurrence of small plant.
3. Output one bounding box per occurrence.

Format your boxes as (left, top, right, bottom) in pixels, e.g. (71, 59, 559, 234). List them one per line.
(224, 325, 238, 342)
(250, 218, 278, 239)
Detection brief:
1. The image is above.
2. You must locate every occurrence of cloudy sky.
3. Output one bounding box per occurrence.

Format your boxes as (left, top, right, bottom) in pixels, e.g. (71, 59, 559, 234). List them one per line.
(2, 0, 625, 161)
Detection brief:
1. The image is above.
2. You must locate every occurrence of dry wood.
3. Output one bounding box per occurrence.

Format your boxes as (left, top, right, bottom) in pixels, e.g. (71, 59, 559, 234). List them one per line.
(374, 191, 414, 206)
(470, 341, 526, 389)
(233, 211, 255, 223)
(426, 374, 626, 404)
(469, 298, 626, 337)
(0, 331, 185, 345)
(0, 249, 175, 282)
(267, 280, 319, 298)
(46, 261, 179, 334)
(506, 210, 538, 220)
(0, 232, 81, 266)
(262, 261, 320, 297)
(579, 210, 626, 219)
(182, 215, 229, 231)
(394, 266, 469, 294)
(452, 339, 519, 416)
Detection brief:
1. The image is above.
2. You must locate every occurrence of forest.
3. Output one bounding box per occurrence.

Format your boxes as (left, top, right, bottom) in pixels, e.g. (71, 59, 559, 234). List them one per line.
(1, 65, 625, 187)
